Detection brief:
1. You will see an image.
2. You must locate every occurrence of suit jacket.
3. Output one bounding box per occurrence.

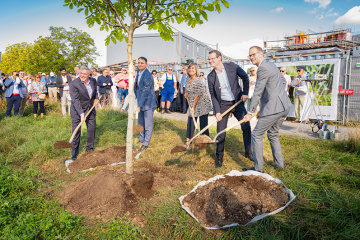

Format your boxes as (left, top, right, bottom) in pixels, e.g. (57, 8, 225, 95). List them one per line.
(249, 60, 291, 117)
(207, 62, 249, 114)
(69, 78, 98, 117)
(134, 68, 157, 111)
(97, 75, 113, 94)
(56, 74, 73, 97)
(4, 78, 26, 98)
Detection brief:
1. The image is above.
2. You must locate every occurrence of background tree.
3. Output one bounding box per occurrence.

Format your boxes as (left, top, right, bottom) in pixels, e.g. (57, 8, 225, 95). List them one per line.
(0, 26, 99, 74)
(64, 0, 230, 174)
(0, 42, 32, 74)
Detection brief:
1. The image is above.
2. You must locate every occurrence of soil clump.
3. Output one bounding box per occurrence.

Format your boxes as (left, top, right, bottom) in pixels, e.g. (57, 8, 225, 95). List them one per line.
(193, 134, 213, 148)
(54, 141, 73, 149)
(133, 125, 144, 133)
(62, 168, 154, 221)
(182, 175, 289, 228)
(68, 146, 138, 172)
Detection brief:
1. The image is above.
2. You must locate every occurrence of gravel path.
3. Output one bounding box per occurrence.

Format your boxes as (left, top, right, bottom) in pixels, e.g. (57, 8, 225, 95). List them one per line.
(154, 111, 352, 140)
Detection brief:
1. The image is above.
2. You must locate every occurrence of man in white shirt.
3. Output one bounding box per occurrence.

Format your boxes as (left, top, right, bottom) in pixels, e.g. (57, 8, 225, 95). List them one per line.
(56, 67, 73, 116)
(280, 67, 291, 96)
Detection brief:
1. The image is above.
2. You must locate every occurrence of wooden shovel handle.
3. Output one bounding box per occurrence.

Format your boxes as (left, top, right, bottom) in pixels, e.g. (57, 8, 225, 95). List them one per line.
(212, 112, 259, 142)
(187, 97, 199, 132)
(69, 103, 96, 143)
(187, 99, 243, 146)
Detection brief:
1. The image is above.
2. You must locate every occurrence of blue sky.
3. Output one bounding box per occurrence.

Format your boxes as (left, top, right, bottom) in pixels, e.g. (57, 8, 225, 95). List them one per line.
(1, 0, 359, 66)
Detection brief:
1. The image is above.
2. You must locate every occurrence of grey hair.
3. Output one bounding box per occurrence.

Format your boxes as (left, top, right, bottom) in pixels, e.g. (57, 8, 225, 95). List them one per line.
(280, 67, 286, 71)
(80, 66, 90, 73)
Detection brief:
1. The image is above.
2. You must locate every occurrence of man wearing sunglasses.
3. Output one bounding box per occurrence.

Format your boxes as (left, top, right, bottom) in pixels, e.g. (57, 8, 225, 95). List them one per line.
(290, 66, 307, 123)
(280, 67, 291, 96)
(5, 71, 26, 117)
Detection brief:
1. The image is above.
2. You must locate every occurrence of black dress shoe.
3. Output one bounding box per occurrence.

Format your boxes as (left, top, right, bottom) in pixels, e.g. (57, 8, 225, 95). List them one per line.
(138, 145, 148, 152)
(245, 152, 254, 162)
(272, 165, 284, 170)
(215, 158, 223, 168)
(242, 167, 263, 173)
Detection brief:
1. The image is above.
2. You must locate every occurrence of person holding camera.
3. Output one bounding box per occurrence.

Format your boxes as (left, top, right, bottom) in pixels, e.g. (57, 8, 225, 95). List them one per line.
(5, 71, 26, 117)
(29, 74, 47, 118)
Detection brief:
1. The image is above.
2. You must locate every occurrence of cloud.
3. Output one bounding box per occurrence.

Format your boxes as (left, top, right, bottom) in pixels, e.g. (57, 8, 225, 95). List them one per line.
(325, 8, 338, 17)
(335, 6, 360, 25)
(271, 7, 284, 13)
(316, 14, 324, 20)
(304, 0, 331, 9)
(220, 38, 263, 59)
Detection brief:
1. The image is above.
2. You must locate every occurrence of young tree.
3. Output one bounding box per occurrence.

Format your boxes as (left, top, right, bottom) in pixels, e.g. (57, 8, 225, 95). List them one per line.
(64, 0, 230, 174)
(0, 43, 32, 74)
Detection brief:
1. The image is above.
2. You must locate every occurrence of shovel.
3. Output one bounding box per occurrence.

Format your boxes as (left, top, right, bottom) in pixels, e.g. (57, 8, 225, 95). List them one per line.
(54, 103, 145, 149)
(171, 99, 243, 154)
(187, 97, 199, 134)
(54, 103, 97, 149)
(193, 112, 259, 147)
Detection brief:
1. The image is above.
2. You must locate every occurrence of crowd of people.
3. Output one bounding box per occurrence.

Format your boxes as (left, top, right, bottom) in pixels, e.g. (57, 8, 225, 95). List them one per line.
(1, 47, 307, 172)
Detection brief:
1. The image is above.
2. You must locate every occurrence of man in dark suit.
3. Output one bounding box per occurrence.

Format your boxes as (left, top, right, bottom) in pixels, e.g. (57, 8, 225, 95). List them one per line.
(134, 57, 157, 152)
(207, 50, 252, 168)
(243, 46, 291, 173)
(56, 67, 73, 116)
(69, 67, 99, 160)
(97, 68, 113, 107)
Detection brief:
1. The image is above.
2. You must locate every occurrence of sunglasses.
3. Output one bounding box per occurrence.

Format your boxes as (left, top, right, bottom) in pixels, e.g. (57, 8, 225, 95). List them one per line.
(200, 75, 204, 76)
(280, 70, 285, 72)
(297, 70, 301, 72)
(168, 69, 173, 71)
(36, 77, 41, 79)
(250, 70, 255, 72)
(152, 73, 157, 75)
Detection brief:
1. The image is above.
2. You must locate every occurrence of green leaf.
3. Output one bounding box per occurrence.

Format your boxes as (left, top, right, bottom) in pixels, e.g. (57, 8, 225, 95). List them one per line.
(201, 11, 208, 21)
(221, 0, 230, 8)
(85, 8, 89, 16)
(77, 8, 84, 13)
(69, 3, 73, 9)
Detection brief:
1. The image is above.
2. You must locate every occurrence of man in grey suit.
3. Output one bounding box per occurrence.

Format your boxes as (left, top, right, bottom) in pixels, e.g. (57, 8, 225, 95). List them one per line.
(69, 67, 99, 160)
(243, 46, 291, 173)
(134, 57, 157, 152)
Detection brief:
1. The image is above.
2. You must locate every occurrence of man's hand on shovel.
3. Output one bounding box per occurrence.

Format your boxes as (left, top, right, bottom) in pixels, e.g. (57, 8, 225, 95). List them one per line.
(243, 113, 254, 122)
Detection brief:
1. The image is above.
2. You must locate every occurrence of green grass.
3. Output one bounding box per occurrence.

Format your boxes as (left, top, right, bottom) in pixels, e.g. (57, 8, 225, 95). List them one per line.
(0, 102, 359, 239)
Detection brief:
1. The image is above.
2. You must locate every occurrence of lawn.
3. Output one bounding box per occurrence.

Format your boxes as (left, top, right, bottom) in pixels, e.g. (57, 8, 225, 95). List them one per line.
(0, 102, 359, 239)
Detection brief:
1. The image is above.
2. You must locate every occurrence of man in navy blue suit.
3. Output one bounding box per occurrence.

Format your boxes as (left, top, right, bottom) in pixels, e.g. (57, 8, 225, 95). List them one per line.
(134, 57, 157, 152)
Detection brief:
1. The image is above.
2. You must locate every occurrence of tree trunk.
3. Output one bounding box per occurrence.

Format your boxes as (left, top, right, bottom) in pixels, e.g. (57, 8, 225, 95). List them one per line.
(125, 30, 135, 174)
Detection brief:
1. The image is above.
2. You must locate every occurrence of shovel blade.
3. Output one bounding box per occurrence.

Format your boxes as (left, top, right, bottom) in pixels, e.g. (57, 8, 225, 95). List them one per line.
(54, 141, 73, 149)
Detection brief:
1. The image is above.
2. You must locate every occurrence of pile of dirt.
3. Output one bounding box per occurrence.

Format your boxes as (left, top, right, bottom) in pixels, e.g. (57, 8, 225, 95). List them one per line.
(68, 146, 138, 172)
(62, 168, 154, 221)
(193, 135, 213, 148)
(182, 175, 290, 228)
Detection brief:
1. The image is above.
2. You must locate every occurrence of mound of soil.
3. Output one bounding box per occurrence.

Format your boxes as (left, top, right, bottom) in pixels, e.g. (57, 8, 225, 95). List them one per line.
(133, 125, 144, 133)
(182, 175, 289, 228)
(54, 141, 73, 149)
(62, 168, 154, 221)
(68, 146, 138, 172)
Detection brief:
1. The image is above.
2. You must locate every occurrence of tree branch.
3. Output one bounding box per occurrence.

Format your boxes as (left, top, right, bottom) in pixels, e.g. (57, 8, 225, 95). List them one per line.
(105, 0, 129, 32)
(141, 13, 179, 27)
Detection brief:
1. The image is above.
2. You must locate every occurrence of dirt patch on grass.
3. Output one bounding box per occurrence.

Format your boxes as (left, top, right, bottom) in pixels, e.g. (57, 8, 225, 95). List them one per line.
(182, 175, 290, 228)
(62, 168, 154, 221)
(68, 146, 138, 172)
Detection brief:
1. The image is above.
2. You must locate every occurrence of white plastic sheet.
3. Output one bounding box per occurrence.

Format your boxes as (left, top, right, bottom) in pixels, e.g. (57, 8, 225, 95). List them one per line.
(178, 170, 296, 229)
